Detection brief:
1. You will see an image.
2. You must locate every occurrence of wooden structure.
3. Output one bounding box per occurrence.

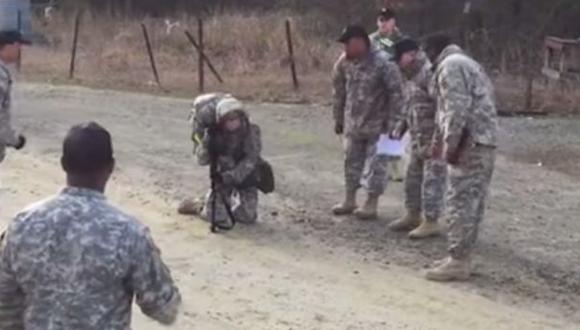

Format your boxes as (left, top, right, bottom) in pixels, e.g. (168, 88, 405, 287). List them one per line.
(542, 36, 580, 81)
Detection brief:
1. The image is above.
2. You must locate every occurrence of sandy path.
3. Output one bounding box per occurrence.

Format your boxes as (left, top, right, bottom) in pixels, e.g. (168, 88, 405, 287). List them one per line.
(0, 152, 572, 329)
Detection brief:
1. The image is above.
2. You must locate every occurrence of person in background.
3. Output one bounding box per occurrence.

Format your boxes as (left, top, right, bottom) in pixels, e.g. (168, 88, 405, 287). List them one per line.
(369, 8, 406, 182)
(0, 122, 181, 329)
(424, 34, 498, 282)
(389, 39, 446, 239)
(332, 25, 404, 221)
(0, 31, 28, 162)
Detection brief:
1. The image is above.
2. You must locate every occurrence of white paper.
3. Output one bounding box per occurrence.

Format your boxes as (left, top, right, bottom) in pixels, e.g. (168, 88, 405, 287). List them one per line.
(376, 134, 405, 157)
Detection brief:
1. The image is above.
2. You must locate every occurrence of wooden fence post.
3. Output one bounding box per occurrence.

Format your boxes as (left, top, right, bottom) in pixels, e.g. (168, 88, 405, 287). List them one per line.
(69, 11, 82, 79)
(141, 23, 163, 89)
(285, 19, 299, 90)
(198, 18, 205, 93)
(184, 30, 224, 84)
(17, 11, 22, 71)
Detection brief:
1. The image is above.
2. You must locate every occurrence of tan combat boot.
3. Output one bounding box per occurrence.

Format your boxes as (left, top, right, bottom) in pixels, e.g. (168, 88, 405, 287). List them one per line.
(408, 218, 443, 239)
(388, 213, 422, 232)
(353, 194, 379, 220)
(332, 190, 357, 216)
(425, 256, 471, 282)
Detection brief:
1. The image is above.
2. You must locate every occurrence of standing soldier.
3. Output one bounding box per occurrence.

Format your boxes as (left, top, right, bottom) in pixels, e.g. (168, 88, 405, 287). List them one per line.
(424, 34, 498, 281)
(331, 25, 404, 220)
(369, 8, 406, 182)
(0, 31, 28, 161)
(369, 8, 404, 59)
(389, 39, 446, 239)
(0, 122, 181, 329)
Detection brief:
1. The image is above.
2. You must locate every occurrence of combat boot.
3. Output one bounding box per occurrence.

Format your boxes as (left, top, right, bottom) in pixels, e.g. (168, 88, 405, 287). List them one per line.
(353, 194, 379, 220)
(177, 198, 204, 216)
(408, 218, 443, 239)
(332, 190, 357, 216)
(388, 213, 422, 232)
(425, 256, 471, 282)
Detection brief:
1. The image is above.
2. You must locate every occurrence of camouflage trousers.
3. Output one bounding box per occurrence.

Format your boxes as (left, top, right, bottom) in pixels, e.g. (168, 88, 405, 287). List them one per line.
(344, 135, 389, 196)
(447, 144, 496, 259)
(201, 185, 258, 224)
(405, 151, 447, 221)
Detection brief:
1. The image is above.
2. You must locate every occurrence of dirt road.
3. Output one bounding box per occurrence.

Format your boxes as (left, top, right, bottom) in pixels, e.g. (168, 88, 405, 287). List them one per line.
(1, 83, 578, 329)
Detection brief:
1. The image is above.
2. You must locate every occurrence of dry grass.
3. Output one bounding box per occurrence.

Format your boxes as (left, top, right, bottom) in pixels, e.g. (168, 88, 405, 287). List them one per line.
(21, 12, 339, 103)
(19, 11, 580, 112)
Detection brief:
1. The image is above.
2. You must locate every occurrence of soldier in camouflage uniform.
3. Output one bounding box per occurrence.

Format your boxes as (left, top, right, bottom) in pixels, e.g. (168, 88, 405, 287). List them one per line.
(388, 39, 447, 239)
(0, 31, 28, 161)
(332, 25, 404, 220)
(369, 8, 406, 181)
(369, 8, 404, 60)
(423, 35, 498, 282)
(180, 96, 262, 225)
(0, 122, 181, 329)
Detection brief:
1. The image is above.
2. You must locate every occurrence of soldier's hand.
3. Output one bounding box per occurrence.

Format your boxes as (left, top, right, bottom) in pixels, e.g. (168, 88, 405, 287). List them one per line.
(334, 122, 344, 135)
(445, 149, 461, 166)
(389, 122, 407, 140)
(211, 172, 223, 184)
(14, 135, 26, 150)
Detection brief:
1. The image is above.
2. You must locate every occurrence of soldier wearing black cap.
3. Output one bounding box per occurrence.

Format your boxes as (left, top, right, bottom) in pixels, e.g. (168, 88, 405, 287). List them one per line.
(389, 38, 447, 240)
(331, 25, 405, 220)
(0, 31, 29, 162)
(369, 8, 404, 59)
(369, 8, 406, 182)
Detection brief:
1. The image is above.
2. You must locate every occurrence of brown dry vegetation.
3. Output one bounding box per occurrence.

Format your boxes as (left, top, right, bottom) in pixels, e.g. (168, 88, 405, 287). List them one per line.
(20, 10, 580, 112)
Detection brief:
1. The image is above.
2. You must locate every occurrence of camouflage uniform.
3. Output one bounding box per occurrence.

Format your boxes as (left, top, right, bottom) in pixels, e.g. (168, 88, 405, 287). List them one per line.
(332, 50, 404, 196)
(431, 45, 498, 259)
(401, 52, 447, 222)
(369, 28, 404, 59)
(0, 187, 181, 329)
(369, 29, 406, 180)
(196, 102, 262, 224)
(0, 59, 20, 162)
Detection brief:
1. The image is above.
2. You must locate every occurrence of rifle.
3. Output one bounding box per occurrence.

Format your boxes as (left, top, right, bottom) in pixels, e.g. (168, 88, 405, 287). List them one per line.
(208, 128, 237, 233)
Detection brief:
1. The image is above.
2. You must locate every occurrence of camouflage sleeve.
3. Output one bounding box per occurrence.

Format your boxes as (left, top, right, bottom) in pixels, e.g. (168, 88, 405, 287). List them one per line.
(437, 62, 471, 154)
(383, 62, 405, 132)
(332, 55, 347, 126)
(223, 124, 262, 185)
(0, 77, 19, 147)
(128, 227, 181, 325)
(195, 131, 211, 166)
(0, 231, 25, 330)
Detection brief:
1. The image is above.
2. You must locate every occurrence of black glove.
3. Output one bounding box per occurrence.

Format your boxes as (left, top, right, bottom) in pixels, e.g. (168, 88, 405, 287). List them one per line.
(211, 172, 223, 184)
(14, 135, 26, 150)
(334, 122, 344, 135)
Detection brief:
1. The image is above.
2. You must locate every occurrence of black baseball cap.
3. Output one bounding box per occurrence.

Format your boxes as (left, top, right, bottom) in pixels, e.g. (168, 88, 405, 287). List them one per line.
(378, 8, 396, 21)
(337, 25, 370, 44)
(0, 31, 31, 46)
(393, 38, 419, 62)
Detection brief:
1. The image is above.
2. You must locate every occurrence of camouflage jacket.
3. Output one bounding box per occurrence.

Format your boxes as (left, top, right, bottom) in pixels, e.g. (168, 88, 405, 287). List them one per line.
(332, 50, 404, 137)
(402, 52, 437, 157)
(196, 107, 262, 187)
(369, 28, 404, 59)
(431, 45, 498, 152)
(0, 187, 181, 330)
(0, 59, 20, 162)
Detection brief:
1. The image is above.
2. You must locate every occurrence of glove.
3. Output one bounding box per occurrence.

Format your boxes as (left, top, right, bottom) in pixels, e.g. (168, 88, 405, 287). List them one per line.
(211, 172, 223, 184)
(14, 135, 26, 150)
(334, 122, 344, 135)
